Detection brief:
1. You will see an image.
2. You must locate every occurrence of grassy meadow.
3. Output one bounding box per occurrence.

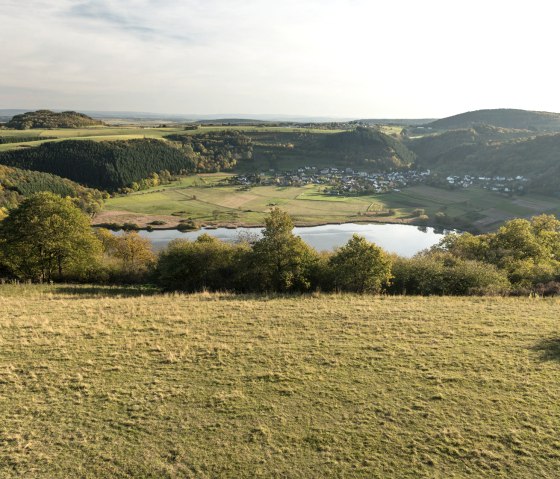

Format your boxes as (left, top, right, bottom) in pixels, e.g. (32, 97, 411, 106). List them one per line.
(1, 285, 560, 477)
(101, 175, 560, 230)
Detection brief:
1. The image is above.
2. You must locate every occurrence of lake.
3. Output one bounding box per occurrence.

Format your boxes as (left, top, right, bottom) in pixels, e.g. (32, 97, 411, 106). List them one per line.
(118, 223, 451, 257)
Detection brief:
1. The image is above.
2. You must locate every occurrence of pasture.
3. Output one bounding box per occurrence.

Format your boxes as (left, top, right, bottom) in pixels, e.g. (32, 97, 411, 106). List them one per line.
(1, 285, 560, 477)
(100, 176, 560, 230)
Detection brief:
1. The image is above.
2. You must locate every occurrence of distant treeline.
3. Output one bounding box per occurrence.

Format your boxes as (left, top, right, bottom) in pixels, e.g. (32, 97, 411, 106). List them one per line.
(6, 110, 103, 129)
(1, 195, 559, 296)
(0, 139, 195, 191)
(0, 136, 57, 144)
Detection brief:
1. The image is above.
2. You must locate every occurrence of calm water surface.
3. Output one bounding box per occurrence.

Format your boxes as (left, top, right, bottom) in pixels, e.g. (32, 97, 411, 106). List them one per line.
(122, 223, 450, 257)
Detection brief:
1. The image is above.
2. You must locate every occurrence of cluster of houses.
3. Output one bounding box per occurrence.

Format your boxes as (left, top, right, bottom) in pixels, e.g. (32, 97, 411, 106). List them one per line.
(444, 175, 528, 193)
(230, 167, 432, 195)
(229, 167, 531, 197)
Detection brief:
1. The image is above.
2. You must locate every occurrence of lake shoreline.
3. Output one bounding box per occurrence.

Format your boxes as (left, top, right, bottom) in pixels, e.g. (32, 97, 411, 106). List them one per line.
(93, 214, 429, 232)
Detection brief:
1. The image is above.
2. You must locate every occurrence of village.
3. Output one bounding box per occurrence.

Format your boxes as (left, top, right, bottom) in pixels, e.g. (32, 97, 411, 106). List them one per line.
(442, 174, 529, 194)
(228, 166, 529, 196)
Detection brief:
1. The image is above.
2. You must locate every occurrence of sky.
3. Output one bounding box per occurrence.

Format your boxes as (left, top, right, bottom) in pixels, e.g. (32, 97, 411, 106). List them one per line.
(1, 0, 559, 119)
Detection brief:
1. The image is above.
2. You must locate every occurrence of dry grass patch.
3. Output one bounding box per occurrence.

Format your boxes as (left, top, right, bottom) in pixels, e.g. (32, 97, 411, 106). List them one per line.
(1, 285, 560, 478)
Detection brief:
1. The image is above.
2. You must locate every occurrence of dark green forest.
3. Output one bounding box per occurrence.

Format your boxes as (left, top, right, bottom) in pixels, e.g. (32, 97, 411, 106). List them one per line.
(0, 139, 195, 191)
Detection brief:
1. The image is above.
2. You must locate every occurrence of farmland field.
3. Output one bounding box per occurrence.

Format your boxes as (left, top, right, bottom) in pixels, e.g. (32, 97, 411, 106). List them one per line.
(1, 285, 560, 478)
(98, 175, 560, 231)
(0, 125, 341, 152)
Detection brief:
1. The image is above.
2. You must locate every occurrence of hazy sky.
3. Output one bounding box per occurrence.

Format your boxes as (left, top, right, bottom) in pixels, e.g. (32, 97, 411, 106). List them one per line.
(1, 0, 558, 118)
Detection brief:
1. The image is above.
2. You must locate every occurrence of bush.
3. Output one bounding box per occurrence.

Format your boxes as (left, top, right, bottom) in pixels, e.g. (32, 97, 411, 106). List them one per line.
(328, 234, 392, 293)
(390, 252, 510, 296)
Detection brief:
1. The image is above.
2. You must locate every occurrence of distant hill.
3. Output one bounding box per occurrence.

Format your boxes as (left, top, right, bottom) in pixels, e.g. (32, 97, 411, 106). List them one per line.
(0, 164, 104, 214)
(427, 109, 560, 132)
(6, 110, 103, 130)
(352, 118, 436, 126)
(0, 139, 194, 191)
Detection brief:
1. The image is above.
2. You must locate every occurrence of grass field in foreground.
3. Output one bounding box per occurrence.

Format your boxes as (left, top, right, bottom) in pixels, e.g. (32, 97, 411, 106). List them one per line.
(1, 285, 560, 478)
(101, 175, 560, 230)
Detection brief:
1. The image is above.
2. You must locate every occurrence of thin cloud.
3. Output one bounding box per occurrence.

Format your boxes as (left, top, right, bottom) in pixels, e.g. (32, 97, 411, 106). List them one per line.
(64, 0, 193, 42)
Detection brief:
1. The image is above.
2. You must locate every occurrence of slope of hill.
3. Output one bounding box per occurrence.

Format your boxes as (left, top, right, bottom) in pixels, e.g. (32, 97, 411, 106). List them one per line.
(0, 164, 104, 214)
(427, 108, 560, 132)
(0, 139, 195, 191)
(6, 110, 103, 129)
(248, 127, 416, 171)
(407, 125, 534, 164)
(412, 132, 560, 194)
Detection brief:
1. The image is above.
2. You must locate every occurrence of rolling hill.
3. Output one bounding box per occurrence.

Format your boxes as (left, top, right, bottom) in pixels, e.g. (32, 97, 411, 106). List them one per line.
(427, 108, 560, 132)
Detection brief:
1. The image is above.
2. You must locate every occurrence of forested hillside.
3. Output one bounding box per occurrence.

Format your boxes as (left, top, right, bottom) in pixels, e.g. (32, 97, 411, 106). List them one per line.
(6, 110, 103, 129)
(248, 127, 415, 171)
(410, 131, 560, 194)
(165, 130, 253, 171)
(0, 139, 195, 191)
(407, 125, 534, 165)
(0, 165, 104, 215)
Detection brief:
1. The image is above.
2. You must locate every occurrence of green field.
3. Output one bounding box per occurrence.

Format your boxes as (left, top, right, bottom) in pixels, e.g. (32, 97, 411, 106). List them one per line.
(1, 285, 560, 477)
(100, 176, 560, 230)
(0, 125, 341, 152)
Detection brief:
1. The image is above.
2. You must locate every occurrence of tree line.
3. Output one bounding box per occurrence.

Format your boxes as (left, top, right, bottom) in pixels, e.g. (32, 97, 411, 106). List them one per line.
(0, 192, 559, 295)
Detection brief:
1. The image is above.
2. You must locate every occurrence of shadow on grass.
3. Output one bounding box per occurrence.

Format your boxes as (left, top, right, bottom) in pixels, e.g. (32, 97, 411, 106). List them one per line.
(532, 337, 560, 362)
(54, 285, 161, 298)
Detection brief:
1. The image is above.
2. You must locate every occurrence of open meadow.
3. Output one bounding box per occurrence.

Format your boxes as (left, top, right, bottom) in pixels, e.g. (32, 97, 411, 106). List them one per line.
(1, 285, 560, 478)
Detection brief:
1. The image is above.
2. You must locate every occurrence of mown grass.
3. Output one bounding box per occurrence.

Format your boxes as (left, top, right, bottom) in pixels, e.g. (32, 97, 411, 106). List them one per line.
(1, 284, 560, 478)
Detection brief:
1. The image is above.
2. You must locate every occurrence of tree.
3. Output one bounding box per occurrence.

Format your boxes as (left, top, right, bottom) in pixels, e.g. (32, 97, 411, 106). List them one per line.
(329, 234, 392, 293)
(0, 192, 101, 281)
(250, 208, 318, 292)
(101, 230, 156, 277)
(155, 234, 250, 292)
